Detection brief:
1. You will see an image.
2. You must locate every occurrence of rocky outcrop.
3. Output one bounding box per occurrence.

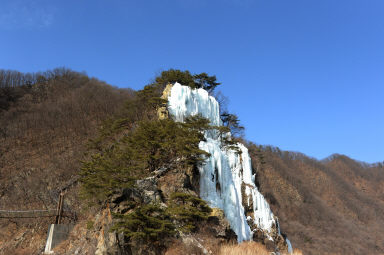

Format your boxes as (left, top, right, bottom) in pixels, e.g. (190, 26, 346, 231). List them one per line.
(47, 83, 288, 255)
(165, 83, 290, 253)
(54, 164, 237, 255)
(157, 84, 173, 120)
(157, 165, 200, 200)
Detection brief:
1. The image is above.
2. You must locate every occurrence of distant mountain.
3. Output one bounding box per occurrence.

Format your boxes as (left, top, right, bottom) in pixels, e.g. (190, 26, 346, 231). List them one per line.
(247, 144, 384, 255)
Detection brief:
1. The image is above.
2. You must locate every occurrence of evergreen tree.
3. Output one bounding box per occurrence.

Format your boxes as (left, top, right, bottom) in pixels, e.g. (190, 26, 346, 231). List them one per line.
(167, 193, 212, 232)
(220, 112, 244, 137)
(80, 118, 211, 203)
(155, 69, 195, 89)
(193, 72, 221, 92)
(153, 69, 221, 92)
(112, 204, 175, 241)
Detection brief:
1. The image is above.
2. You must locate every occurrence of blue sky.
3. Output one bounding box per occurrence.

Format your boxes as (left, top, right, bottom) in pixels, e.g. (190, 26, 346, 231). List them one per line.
(1, 0, 383, 163)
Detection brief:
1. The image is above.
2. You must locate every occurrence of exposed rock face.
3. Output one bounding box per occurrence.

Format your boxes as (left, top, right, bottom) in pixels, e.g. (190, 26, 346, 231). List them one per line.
(157, 83, 173, 120)
(50, 208, 118, 255)
(166, 83, 290, 253)
(94, 209, 119, 255)
(157, 165, 200, 199)
(47, 83, 287, 255)
(207, 208, 237, 241)
(63, 167, 236, 255)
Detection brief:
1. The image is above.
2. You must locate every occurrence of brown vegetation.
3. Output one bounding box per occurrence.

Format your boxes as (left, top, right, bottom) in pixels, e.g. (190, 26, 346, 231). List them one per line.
(0, 68, 227, 254)
(247, 143, 384, 255)
(0, 68, 133, 254)
(2, 68, 383, 254)
(220, 241, 303, 255)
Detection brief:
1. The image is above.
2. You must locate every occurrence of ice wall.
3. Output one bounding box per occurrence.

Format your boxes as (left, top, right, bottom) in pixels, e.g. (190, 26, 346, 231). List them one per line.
(167, 83, 275, 242)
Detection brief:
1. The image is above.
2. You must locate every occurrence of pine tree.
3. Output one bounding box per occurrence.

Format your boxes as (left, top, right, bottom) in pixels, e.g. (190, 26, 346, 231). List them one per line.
(193, 72, 221, 92)
(112, 204, 175, 241)
(153, 69, 221, 92)
(80, 118, 211, 203)
(167, 192, 212, 232)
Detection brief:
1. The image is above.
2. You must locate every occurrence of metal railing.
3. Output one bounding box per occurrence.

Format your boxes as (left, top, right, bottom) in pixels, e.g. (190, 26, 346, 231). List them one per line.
(0, 193, 75, 222)
(0, 209, 57, 218)
(0, 177, 79, 221)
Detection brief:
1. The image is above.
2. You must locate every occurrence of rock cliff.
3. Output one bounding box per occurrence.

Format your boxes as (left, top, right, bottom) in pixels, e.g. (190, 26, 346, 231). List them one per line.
(52, 83, 289, 255)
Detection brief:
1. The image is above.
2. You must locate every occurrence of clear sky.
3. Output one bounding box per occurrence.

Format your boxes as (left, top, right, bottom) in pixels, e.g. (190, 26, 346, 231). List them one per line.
(1, 0, 383, 163)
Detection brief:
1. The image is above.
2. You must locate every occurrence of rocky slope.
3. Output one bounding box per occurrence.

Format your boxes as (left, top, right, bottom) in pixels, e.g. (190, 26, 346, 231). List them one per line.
(51, 164, 238, 255)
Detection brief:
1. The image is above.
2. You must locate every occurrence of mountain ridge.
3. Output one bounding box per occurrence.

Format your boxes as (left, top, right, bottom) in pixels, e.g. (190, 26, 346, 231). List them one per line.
(0, 68, 382, 255)
(247, 143, 384, 254)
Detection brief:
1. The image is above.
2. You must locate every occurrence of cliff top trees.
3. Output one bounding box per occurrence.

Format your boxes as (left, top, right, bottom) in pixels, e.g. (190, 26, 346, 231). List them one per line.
(154, 69, 221, 93)
(220, 112, 244, 137)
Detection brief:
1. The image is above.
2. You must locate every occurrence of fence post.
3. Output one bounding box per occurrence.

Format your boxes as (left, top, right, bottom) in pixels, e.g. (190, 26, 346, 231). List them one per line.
(58, 192, 64, 224)
(55, 192, 64, 224)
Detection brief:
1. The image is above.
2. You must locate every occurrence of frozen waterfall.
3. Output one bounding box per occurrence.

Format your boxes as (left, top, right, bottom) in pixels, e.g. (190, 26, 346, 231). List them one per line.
(167, 83, 276, 242)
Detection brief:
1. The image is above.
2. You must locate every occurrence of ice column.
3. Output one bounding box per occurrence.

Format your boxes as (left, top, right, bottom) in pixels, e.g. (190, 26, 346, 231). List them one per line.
(167, 83, 275, 242)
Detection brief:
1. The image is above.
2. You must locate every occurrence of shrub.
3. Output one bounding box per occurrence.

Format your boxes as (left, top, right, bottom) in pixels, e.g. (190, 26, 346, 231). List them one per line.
(167, 192, 212, 232)
(86, 220, 94, 230)
(112, 204, 175, 241)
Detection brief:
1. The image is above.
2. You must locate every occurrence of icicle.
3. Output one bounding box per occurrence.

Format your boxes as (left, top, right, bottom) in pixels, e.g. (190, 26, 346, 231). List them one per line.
(167, 83, 276, 242)
(286, 238, 293, 254)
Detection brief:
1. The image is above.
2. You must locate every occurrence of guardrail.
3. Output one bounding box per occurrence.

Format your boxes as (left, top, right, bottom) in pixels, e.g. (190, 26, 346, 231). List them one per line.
(0, 209, 57, 218)
(1, 177, 79, 222)
(0, 209, 73, 218)
(0, 192, 75, 223)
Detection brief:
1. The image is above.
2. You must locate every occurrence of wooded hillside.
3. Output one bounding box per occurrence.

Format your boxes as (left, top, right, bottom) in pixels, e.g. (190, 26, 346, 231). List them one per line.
(248, 144, 384, 255)
(1, 68, 383, 254)
(0, 68, 134, 254)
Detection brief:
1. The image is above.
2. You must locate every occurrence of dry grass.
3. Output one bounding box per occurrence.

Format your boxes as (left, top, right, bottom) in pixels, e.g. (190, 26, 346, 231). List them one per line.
(220, 242, 270, 255)
(219, 241, 303, 255)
